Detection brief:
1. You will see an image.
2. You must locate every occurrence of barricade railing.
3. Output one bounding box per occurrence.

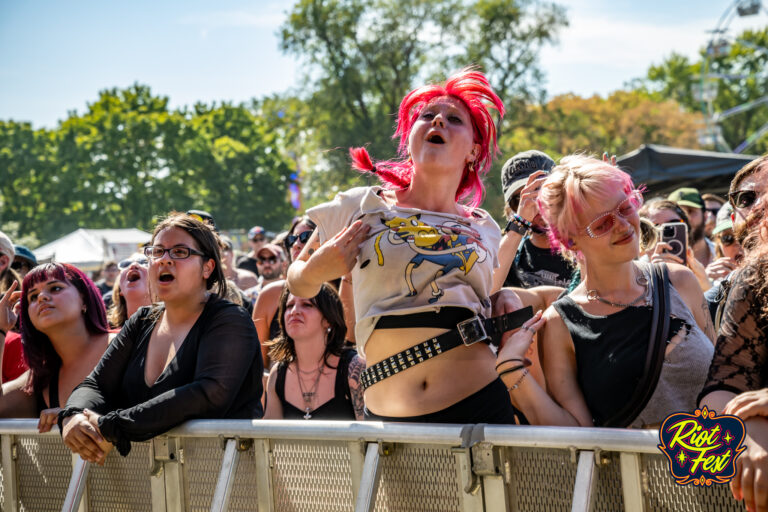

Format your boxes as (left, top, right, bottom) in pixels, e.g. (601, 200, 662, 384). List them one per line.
(0, 419, 746, 512)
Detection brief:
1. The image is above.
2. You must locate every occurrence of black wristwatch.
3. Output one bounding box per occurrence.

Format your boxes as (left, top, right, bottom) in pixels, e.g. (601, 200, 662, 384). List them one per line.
(504, 219, 530, 236)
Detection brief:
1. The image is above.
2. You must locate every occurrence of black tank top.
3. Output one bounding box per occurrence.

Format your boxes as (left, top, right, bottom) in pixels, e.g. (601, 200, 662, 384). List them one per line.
(552, 297, 654, 426)
(276, 349, 356, 420)
(36, 365, 61, 413)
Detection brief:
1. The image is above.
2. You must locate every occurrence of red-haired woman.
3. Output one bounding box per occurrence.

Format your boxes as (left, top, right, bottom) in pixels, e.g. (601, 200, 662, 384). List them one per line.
(0, 263, 111, 433)
(287, 70, 537, 423)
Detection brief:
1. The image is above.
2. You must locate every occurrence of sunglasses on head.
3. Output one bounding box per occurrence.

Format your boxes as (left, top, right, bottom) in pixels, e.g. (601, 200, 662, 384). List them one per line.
(730, 189, 758, 210)
(257, 256, 278, 265)
(118, 257, 149, 270)
(285, 230, 313, 249)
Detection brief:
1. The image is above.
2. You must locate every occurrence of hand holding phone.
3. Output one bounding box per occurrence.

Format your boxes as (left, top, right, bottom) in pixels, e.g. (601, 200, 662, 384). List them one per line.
(659, 222, 688, 265)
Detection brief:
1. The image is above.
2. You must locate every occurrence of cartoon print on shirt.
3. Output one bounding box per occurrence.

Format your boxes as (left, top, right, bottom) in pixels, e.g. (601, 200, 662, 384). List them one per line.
(373, 214, 488, 303)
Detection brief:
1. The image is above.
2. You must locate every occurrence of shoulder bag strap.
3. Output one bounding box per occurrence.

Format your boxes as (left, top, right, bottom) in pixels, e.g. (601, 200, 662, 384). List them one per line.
(603, 263, 671, 427)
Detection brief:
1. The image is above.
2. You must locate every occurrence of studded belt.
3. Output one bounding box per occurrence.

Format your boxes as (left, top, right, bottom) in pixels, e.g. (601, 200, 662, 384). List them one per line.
(360, 306, 533, 391)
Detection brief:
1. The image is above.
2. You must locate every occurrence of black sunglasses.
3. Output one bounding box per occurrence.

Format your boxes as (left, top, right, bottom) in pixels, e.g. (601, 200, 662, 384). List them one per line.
(257, 256, 278, 265)
(285, 230, 313, 249)
(719, 232, 736, 247)
(730, 189, 758, 210)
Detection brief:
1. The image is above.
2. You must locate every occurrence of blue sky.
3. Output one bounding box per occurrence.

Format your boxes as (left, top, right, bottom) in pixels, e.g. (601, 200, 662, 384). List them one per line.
(1, 0, 766, 128)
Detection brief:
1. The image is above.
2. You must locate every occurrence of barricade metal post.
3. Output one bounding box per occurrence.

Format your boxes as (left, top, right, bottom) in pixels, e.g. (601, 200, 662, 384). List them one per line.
(355, 442, 384, 512)
(253, 439, 274, 512)
(620, 453, 644, 512)
(61, 455, 90, 512)
(472, 444, 512, 512)
(348, 440, 366, 505)
(1, 434, 19, 512)
(151, 436, 186, 512)
(571, 450, 596, 512)
(210, 438, 251, 512)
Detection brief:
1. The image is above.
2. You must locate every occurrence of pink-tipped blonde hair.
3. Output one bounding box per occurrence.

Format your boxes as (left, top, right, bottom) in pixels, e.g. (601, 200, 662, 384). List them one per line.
(350, 68, 504, 209)
(538, 155, 639, 259)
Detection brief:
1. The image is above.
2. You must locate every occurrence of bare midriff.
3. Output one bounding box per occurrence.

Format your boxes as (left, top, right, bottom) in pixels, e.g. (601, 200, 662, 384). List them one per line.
(363, 326, 498, 417)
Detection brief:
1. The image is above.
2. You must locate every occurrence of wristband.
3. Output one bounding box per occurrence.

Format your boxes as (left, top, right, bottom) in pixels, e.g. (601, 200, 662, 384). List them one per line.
(504, 219, 530, 236)
(494, 357, 532, 371)
(513, 213, 533, 228)
(498, 365, 526, 378)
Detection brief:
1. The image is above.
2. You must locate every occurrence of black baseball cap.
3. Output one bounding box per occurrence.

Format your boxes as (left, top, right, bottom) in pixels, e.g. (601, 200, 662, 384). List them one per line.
(501, 150, 555, 206)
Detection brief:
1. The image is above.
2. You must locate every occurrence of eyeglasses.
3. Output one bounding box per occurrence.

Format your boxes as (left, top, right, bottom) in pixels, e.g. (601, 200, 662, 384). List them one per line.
(257, 256, 278, 265)
(719, 232, 736, 247)
(251, 236, 266, 243)
(285, 230, 314, 249)
(118, 257, 149, 269)
(729, 189, 758, 210)
(143, 245, 206, 260)
(705, 207, 720, 216)
(581, 191, 643, 238)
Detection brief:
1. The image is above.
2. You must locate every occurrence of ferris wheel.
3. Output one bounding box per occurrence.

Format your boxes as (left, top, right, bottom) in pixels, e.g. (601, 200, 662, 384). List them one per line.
(696, 0, 768, 153)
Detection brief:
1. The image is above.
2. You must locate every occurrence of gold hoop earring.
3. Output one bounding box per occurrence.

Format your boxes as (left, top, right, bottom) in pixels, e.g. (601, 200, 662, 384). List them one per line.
(468, 161, 476, 173)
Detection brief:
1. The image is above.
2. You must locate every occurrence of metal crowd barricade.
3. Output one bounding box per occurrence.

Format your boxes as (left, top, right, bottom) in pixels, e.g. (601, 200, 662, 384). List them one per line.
(0, 419, 747, 511)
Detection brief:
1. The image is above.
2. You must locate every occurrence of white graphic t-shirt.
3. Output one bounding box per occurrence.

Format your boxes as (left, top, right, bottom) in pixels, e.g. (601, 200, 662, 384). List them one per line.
(307, 186, 500, 357)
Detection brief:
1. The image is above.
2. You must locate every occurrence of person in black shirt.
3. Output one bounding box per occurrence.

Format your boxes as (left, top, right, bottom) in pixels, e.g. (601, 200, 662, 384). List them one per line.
(498, 151, 573, 290)
(264, 284, 364, 420)
(60, 213, 263, 462)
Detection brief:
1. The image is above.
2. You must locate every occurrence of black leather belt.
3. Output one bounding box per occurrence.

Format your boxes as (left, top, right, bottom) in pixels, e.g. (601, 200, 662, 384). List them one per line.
(360, 306, 533, 391)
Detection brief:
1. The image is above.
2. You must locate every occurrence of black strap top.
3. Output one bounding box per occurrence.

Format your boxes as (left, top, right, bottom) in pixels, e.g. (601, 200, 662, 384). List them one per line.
(552, 294, 688, 426)
(276, 349, 356, 420)
(36, 365, 61, 413)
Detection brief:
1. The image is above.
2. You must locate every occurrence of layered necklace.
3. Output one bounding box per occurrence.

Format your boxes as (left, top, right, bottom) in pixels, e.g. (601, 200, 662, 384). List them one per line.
(295, 361, 324, 420)
(586, 270, 649, 308)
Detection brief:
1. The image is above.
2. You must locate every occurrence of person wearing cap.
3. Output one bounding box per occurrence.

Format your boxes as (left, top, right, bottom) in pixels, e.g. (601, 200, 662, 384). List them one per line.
(496, 150, 573, 290)
(244, 244, 285, 299)
(702, 193, 726, 239)
(237, 226, 267, 276)
(12, 245, 38, 278)
(185, 209, 217, 231)
(706, 203, 744, 283)
(668, 187, 716, 268)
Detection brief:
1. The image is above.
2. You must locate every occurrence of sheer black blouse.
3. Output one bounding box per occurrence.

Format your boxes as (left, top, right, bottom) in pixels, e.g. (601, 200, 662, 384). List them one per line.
(62, 297, 264, 455)
(700, 267, 768, 401)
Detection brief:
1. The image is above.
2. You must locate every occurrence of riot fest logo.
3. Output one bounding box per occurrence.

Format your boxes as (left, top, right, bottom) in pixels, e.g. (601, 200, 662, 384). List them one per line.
(658, 407, 747, 486)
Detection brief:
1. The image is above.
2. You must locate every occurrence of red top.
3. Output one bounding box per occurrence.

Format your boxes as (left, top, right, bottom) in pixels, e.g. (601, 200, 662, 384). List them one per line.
(3, 331, 28, 382)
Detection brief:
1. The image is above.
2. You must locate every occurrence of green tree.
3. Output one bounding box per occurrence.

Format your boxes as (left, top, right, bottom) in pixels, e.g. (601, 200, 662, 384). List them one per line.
(280, 0, 566, 205)
(638, 27, 768, 154)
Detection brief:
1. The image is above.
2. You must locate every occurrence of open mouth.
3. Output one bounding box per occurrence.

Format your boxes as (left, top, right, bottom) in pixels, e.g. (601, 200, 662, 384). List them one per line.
(427, 133, 445, 144)
(158, 271, 175, 283)
(126, 270, 141, 283)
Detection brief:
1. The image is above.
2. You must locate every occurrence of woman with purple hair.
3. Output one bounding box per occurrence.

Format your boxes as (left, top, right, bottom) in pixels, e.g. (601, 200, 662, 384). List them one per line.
(0, 263, 111, 433)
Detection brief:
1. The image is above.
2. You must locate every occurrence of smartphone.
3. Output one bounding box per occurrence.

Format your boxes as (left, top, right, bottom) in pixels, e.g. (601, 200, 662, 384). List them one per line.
(660, 222, 688, 265)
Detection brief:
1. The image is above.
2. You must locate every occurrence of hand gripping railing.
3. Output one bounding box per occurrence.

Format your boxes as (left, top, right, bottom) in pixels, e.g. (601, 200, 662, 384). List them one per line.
(0, 419, 746, 512)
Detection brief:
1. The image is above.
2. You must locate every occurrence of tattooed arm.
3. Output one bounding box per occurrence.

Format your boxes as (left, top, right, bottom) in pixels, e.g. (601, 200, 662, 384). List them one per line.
(347, 355, 366, 421)
(666, 262, 716, 342)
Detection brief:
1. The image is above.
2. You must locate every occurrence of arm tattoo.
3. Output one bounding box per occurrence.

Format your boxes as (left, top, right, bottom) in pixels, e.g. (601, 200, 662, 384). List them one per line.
(348, 356, 366, 421)
(308, 248, 315, 255)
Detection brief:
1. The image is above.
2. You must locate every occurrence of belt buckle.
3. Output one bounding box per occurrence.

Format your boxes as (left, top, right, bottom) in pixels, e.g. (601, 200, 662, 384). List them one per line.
(457, 316, 489, 346)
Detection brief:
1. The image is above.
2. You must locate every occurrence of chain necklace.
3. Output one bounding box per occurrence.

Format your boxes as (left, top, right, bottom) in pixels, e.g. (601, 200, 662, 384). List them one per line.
(586, 273, 649, 308)
(295, 362, 324, 420)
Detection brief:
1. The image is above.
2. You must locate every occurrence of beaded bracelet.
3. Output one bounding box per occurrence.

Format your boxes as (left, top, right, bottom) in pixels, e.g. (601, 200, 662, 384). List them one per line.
(513, 213, 533, 229)
(498, 365, 526, 379)
(507, 368, 530, 391)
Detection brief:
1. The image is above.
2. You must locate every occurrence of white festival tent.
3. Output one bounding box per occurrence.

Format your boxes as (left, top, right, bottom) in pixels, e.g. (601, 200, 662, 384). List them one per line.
(33, 228, 152, 272)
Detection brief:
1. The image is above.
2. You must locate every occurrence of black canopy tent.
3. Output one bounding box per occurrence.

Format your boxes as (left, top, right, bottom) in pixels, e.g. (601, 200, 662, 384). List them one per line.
(616, 144, 757, 198)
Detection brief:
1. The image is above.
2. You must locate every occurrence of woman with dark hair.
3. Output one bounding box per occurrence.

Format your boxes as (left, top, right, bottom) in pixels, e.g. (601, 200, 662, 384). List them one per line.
(253, 216, 316, 367)
(0, 263, 111, 433)
(60, 213, 264, 462)
(639, 198, 711, 291)
(264, 284, 364, 420)
(107, 253, 152, 328)
(286, 69, 539, 424)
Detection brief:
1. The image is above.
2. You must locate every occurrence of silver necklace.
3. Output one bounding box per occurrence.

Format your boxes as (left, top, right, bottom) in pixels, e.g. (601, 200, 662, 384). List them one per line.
(586, 274, 649, 308)
(295, 362, 323, 420)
